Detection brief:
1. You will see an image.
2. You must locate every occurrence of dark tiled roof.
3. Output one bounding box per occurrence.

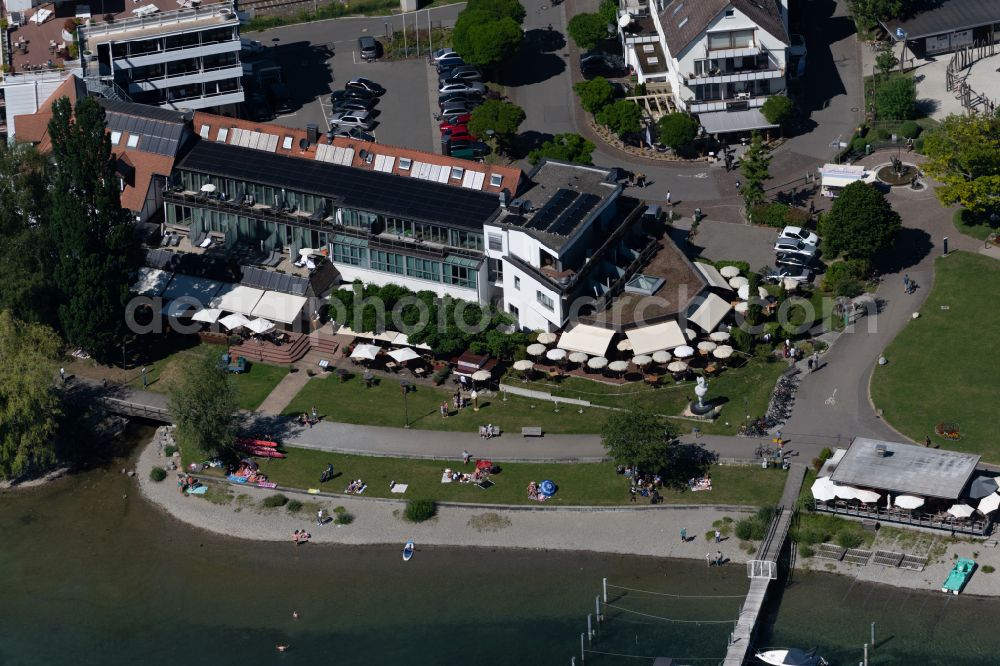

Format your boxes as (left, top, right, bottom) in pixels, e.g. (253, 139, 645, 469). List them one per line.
(145, 248, 241, 283)
(176, 140, 502, 229)
(735, 0, 789, 45)
(658, 0, 788, 56)
(98, 98, 189, 158)
(883, 0, 1000, 39)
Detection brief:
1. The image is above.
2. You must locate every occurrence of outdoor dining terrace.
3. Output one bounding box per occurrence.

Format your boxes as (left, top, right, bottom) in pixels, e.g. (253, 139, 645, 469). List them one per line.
(814, 501, 991, 537)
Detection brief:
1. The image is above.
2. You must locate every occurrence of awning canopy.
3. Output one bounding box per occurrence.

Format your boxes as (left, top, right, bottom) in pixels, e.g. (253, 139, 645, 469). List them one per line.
(351, 343, 381, 361)
(819, 164, 866, 189)
(557, 324, 615, 357)
(698, 108, 778, 134)
(388, 347, 420, 363)
(131, 267, 172, 297)
(692, 262, 733, 291)
(211, 284, 265, 316)
(251, 291, 308, 325)
(624, 321, 687, 355)
(162, 275, 227, 316)
(686, 292, 733, 332)
(393, 332, 432, 351)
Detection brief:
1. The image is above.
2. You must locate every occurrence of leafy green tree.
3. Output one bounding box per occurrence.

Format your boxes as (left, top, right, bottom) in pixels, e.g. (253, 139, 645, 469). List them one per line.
(739, 132, 771, 221)
(848, 0, 903, 31)
(656, 112, 699, 151)
(821, 181, 901, 261)
(452, 11, 523, 69)
(597, 100, 643, 136)
(465, 0, 525, 23)
(468, 99, 525, 153)
(875, 75, 916, 120)
(168, 349, 239, 459)
(573, 76, 614, 114)
(922, 114, 1000, 216)
(528, 133, 596, 165)
(760, 95, 794, 127)
(875, 44, 899, 77)
(47, 96, 138, 363)
(601, 409, 678, 473)
(597, 0, 618, 24)
(566, 12, 609, 51)
(0, 311, 62, 480)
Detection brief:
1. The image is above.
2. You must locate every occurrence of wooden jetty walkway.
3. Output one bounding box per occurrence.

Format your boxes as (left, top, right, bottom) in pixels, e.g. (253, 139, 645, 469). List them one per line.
(723, 463, 807, 666)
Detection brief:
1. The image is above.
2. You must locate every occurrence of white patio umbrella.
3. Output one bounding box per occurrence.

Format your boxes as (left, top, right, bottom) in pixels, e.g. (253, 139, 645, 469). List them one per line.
(834, 485, 858, 500)
(537, 332, 558, 345)
(632, 354, 652, 367)
(608, 360, 629, 373)
(685, 328, 697, 342)
(978, 493, 1000, 515)
(894, 495, 924, 509)
(616, 339, 633, 352)
(738, 284, 770, 300)
(200, 183, 217, 193)
(948, 503, 975, 518)
(471, 369, 492, 382)
(853, 489, 881, 503)
(513, 359, 534, 371)
(652, 350, 672, 363)
(192, 308, 223, 324)
(713, 345, 734, 360)
(674, 345, 695, 359)
(667, 360, 689, 373)
(697, 341, 717, 353)
(728, 276, 749, 289)
(245, 318, 276, 335)
(388, 347, 420, 363)
(811, 476, 838, 502)
(719, 265, 741, 279)
(568, 351, 589, 364)
(219, 313, 250, 331)
(546, 348, 567, 362)
(587, 356, 608, 370)
(710, 331, 731, 343)
(350, 343, 380, 361)
(526, 343, 547, 357)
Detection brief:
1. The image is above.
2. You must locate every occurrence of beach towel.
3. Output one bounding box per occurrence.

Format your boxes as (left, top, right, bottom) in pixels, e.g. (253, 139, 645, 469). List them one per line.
(186, 485, 208, 495)
(477, 479, 495, 490)
(307, 488, 320, 494)
(256, 481, 277, 489)
(227, 475, 248, 484)
(440, 473, 454, 484)
(356, 484, 367, 495)
(391, 484, 409, 494)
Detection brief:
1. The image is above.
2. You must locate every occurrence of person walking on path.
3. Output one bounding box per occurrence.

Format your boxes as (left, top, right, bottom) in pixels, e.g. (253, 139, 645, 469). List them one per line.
(462, 449, 470, 465)
(716, 550, 723, 566)
(714, 530, 721, 543)
(707, 553, 712, 567)
(680, 527, 687, 542)
(311, 406, 318, 423)
(903, 274, 910, 293)
(665, 191, 671, 206)
(630, 485, 637, 503)
(316, 509, 324, 526)
(141, 367, 148, 389)
(60, 367, 66, 383)
(811, 351, 819, 371)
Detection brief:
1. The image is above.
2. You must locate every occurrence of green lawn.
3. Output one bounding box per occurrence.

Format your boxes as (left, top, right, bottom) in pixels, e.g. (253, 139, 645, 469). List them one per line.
(871, 252, 1000, 460)
(953, 208, 998, 242)
(206, 447, 787, 507)
(232, 363, 288, 411)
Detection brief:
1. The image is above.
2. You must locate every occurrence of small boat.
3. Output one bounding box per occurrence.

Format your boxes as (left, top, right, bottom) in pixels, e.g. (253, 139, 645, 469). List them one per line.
(942, 557, 976, 594)
(402, 539, 414, 562)
(236, 437, 278, 448)
(756, 648, 827, 665)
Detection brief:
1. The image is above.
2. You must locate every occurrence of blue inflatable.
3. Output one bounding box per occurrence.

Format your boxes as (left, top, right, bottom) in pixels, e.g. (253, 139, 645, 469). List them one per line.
(540, 480, 557, 496)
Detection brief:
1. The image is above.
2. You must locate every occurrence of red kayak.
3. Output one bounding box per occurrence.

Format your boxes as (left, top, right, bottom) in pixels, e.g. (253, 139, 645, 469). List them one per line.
(236, 437, 278, 449)
(236, 444, 287, 459)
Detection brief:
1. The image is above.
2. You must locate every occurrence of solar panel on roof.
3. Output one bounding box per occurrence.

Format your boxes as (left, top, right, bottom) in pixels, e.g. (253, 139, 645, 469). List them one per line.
(526, 188, 578, 231)
(546, 193, 601, 236)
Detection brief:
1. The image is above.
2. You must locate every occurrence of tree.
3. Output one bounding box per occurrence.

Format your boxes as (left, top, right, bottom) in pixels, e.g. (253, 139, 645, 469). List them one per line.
(601, 409, 678, 474)
(597, 0, 618, 24)
(922, 114, 1000, 216)
(656, 112, 699, 151)
(465, 0, 525, 23)
(739, 132, 771, 221)
(566, 13, 608, 51)
(597, 100, 642, 136)
(573, 76, 614, 114)
(875, 44, 899, 77)
(0, 311, 62, 480)
(528, 133, 596, 165)
(452, 11, 523, 69)
(848, 0, 903, 31)
(47, 96, 138, 363)
(468, 99, 525, 153)
(761, 95, 794, 127)
(875, 75, 916, 120)
(821, 181, 901, 261)
(168, 349, 239, 459)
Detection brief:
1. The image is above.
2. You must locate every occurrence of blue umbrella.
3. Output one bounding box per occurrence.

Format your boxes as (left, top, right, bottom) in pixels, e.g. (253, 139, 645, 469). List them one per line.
(540, 480, 557, 496)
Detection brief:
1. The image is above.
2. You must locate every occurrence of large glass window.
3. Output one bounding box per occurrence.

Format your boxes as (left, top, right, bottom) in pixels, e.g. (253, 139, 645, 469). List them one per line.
(449, 229, 483, 251)
(488, 233, 503, 251)
(405, 256, 441, 282)
(536, 291, 555, 311)
(370, 250, 405, 275)
(443, 257, 479, 289)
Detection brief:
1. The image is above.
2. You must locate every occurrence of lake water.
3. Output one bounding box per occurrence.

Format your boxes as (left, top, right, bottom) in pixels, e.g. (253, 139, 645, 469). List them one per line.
(2, 425, 999, 665)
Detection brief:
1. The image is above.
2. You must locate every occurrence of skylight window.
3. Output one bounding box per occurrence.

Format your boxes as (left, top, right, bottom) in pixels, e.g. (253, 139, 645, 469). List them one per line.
(450, 166, 464, 180)
(126, 134, 139, 148)
(678, 16, 688, 28)
(399, 157, 412, 171)
(216, 128, 229, 142)
(110, 130, 122, 145)
(282, 136, 293, 150)
(199, 124, 210, 138)
(489, 173, 503, 187)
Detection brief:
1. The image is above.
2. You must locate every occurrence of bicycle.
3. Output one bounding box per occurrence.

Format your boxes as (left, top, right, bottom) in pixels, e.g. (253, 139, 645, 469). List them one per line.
(755, 445, 774, 458)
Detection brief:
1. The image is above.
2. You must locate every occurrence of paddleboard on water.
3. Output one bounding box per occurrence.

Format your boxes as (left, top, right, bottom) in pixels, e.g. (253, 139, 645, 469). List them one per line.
(402, 539, 414, 562)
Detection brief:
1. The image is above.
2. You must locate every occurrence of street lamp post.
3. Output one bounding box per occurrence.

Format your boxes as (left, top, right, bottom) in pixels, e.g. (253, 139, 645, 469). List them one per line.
(400, 380, 411, 429)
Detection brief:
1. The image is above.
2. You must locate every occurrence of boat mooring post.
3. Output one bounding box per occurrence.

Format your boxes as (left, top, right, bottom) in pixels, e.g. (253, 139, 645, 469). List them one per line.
(864, 643, 868, 666)
(587, 614, 593, 643)
(571, 658, 576, 666)
(871, 622, 875, 650)
(603, 577, 607, 602)
(595, 595, 601, 623)
(580, 633, 586, 663)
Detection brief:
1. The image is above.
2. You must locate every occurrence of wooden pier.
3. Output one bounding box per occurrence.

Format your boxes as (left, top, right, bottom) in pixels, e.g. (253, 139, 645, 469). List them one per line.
(723, 463, 807, 666)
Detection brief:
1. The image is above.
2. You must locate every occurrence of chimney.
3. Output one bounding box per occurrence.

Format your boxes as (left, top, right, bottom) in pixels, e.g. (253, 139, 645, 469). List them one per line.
(499, 188, 510, 208)
(306, 123, 319, 144)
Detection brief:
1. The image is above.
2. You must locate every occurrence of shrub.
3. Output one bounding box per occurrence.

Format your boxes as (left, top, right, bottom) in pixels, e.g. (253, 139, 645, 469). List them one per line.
(875, 76, 917, 120)
(811, 457, 825, 472)
(335, 512, 355, 525)
(657, 112, 699, 151)
(761, 95, 794, 126)
(872, 127, 892, 141)
(835, 530, 864, 549)
(796, 497, 816, 513)
(913, 136, 925, 154)
(163, 445, 178, 457)
(819, 447, 834, 461)
(149, 466, 167, 482)
(797, 526, 829, 545)
(756, 202, 792, 228)
(851, 136, 869, 154)
(262, 493, 289, 508)
(333, 505, 346, 514)
(574, 77, 615, 114)
(286, 500, 303, 512)
(798, 543, 816, 558)
(898, 121, 921, 138)
(983, 565, 995, 574)
(730, 327, 752, 353)
(821, 261, 864, 297)
(404, 499, 437, 522)
(735, 518, 755, 541)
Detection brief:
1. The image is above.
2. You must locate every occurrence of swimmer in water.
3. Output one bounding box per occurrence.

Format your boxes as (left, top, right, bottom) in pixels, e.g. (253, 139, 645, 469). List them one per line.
(292, 611, 299, 620)
(276, 644, 289, 652)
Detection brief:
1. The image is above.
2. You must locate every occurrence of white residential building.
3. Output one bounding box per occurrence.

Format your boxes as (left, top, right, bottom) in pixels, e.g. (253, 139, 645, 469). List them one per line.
(620, 0, 790, 135)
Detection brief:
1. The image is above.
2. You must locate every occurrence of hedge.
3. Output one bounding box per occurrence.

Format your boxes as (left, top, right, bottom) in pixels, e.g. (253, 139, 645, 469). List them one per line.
(752, 202, 812, 228)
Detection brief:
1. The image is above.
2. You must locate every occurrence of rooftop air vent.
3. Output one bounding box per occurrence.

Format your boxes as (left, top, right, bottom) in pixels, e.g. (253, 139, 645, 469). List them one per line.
(299, 137, 310, 151)
(875, 444, 888, 457)
(306, 124, 319, 144)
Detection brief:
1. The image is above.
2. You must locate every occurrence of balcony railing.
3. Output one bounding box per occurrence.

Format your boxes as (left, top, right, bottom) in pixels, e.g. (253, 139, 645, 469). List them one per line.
(815, 502, 990, 537)
(79, 3, 237, 41)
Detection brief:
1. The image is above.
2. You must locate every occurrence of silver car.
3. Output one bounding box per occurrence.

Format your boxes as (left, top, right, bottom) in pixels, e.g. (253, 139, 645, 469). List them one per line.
(773, 238, 816, 258)
(329, 110, 374, 130)
(438, 81, 485, 95)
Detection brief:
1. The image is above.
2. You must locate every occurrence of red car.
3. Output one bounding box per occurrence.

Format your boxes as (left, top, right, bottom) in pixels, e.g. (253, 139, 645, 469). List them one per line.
(441, 124, 469, 137)
(439, 115, 471, 132)
(444, 131, 477, 143)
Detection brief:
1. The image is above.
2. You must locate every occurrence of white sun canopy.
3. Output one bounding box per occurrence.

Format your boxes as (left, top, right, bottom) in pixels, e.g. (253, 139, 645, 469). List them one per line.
(251, 291, 308, 325)
(624, 321, 687, 355)
(393, 332, 432, 351)
(388, 347, 420, 363)
(131, 267, 172, 297)
(557, 324, 615, 357)
(211, 284, 266, 317)
(350, 343, 381, 360)
(687, 292, 733, 332)
(692, 262, 733, 291)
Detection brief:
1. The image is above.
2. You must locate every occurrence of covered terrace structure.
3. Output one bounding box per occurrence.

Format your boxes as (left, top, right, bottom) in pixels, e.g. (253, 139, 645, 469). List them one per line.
(883, 0, 1000, 58)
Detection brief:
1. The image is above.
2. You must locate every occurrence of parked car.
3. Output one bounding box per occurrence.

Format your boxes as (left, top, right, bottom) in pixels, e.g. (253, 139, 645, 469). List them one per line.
(440, 102, 477, 117)
(580, 51, 627, 79)
(773, 238, 817, 258)
(441, 72, 484, 87)
(345, 77, 385, 95)
(436, 55, 465, 74)
(788, 33, 807, 58)
(775, 252, 817, 269)
(241, 38, 265, 55)
(430, 47, 457, 62)
(332, 87, 379, 103)
(329, 110, 375, 130)
(438, 65, 482, 82)
(439, 81, 485, 95)
(333, 127, 377, 143)
(442, 130, 477, 143)
(448, 141, 491, 159)
(764, 265, 813, 284)
(331, 92, 377, 109)
(358, 35, 379, 62)
(778, 226, 819, 246)
(438, 91, 473, 107)
(440, 115, 471, 133)
(331, 98, 376, 114)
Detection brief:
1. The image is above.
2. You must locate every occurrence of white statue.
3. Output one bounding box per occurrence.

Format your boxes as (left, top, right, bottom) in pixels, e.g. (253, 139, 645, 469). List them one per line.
(694, 375, 708, 408)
